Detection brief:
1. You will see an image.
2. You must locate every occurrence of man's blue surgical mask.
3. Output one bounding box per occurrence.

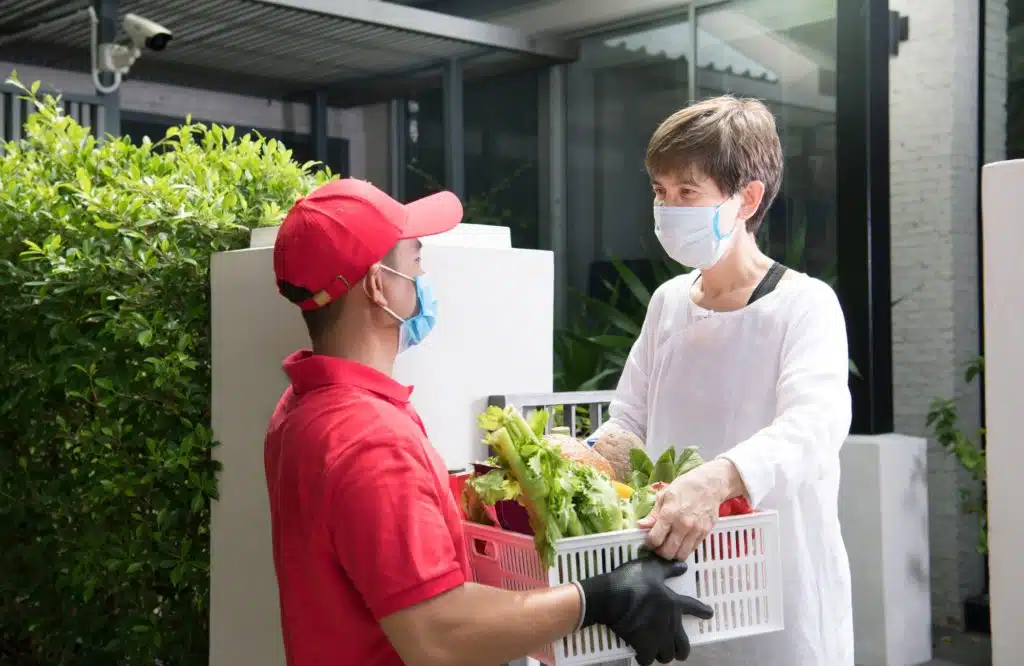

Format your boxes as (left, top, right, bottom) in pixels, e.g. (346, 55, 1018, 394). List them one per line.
(377, 265, 438, 353)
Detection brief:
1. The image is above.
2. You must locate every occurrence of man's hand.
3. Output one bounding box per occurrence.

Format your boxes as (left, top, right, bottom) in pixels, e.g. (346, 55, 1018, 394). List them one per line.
(579, 556, 714, 665)
(638, 459, 740, 560)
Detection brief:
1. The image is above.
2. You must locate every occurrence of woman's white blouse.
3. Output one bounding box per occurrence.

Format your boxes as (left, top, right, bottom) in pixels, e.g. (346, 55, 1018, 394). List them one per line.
(598, 269, 855, 666)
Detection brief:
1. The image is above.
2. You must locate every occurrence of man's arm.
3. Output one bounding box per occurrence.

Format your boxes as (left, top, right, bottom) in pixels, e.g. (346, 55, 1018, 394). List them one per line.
(381, 581, 581, 666)
(328, 434, 582, 666)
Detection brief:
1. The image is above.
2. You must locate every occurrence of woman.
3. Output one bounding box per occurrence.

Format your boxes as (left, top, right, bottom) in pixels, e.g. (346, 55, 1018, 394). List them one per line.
(593, 96, 854, 666)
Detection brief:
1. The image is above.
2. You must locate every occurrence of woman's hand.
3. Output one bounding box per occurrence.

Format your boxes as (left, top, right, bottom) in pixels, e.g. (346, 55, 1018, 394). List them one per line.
(637, 459, 739, 560)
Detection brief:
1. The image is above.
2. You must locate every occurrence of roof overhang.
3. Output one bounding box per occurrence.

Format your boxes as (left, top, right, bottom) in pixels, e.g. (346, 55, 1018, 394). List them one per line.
(0, 0, 579, 106)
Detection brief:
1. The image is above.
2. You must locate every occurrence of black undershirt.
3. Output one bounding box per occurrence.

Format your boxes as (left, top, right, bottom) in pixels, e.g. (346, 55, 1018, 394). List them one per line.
(746, 262, 787, 305)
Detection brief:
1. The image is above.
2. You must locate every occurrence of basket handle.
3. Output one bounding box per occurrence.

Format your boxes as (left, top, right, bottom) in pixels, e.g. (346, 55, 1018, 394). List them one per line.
(471, 537, 498, 561)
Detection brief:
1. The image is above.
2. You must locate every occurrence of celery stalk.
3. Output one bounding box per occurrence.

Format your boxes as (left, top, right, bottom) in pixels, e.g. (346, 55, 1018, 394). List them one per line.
(488, 426, 561, 563)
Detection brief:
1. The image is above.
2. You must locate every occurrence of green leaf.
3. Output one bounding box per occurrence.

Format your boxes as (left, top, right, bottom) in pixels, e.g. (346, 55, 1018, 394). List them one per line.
(610, 257, 652, 309)
(674, 446, 704, 477)
(579, 296, 641, 338)
(527, 408, 549, 438)
(628, 448, 654, 487)
(77, 167, 91, 194)
(650, 448, 678, 484)
(137, 329, 153, 346)
(588, 335, 637, 351)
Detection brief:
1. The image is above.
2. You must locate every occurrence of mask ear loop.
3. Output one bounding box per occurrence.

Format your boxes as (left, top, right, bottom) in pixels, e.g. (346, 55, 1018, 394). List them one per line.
(712, 195, 744, 241)
(363, 264, 407, 324)
(379, 263, 415, 282)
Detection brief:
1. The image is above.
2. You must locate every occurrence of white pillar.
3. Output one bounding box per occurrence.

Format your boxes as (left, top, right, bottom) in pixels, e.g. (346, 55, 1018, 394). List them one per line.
(981, 159, 1024, 666)
(839, 434, 932, 665)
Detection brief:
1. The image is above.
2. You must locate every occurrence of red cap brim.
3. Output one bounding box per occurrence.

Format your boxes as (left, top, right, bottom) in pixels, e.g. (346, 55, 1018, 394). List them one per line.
(400, 191, 463, 239)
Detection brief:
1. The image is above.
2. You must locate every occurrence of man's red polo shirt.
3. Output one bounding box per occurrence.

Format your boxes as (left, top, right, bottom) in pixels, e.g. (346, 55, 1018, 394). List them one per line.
(264, 350, 472, 666)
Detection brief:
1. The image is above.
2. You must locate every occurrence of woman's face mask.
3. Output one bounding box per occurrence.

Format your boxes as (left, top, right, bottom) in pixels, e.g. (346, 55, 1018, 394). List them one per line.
(653, 197, 740, 269)
(374, 265, 438, 353)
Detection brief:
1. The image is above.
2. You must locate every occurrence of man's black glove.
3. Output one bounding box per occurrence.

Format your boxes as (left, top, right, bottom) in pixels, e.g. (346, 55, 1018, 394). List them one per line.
(578, 556, 713, 665)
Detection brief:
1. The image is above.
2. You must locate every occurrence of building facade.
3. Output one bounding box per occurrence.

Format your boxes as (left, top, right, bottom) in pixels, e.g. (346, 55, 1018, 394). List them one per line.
(2, 0, 1019, 631)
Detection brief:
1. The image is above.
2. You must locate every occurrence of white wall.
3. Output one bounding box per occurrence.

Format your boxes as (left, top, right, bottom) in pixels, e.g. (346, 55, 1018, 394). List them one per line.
(888, 0, 986, 627)
(981, 158, 1024, 666)
(0, 62, 385, 184)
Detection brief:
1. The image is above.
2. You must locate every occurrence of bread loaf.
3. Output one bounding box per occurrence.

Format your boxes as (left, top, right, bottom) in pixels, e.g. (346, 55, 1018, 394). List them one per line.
(591, 423, 645, 483)
(543, 433, 615, 479)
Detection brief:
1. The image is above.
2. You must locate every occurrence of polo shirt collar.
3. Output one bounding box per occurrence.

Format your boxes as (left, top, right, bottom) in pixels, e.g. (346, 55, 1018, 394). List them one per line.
(282, 350, 413, 403)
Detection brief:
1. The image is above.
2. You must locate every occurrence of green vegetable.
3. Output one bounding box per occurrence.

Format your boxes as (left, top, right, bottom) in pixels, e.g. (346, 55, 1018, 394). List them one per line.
(651, 448, 677, 484)
(630, 487, 657, 522)
(572, 465, 624, 535)
(627, 446, 706, 490)
(476, 405, 628, 565)
(527, 407, 550, 438)
(630, 448, 655, 486)
(467, 469, 520, 505)
(674, 446, 703, 477)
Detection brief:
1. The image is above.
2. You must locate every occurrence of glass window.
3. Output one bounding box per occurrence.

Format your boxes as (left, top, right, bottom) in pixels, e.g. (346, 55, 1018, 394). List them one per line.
(463, 69, 541, 249)
(119, 112, 350, 175)
(566, 15, 692, 298)
(1005, 0, 1023, 160)
(404, 70, 541, 249)
(565, 0, 840, 298)
(403, 87, 447, 201)
(696, 0, 838, 282)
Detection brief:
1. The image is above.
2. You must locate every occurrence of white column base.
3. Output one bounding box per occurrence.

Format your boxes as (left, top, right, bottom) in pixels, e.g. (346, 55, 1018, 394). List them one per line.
(839, 433, 933, 666)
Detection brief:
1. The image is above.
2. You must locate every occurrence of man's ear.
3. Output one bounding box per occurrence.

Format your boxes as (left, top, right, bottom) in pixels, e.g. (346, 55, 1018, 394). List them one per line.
(738, 180, 766, 223)
(362, 264, 388, 308)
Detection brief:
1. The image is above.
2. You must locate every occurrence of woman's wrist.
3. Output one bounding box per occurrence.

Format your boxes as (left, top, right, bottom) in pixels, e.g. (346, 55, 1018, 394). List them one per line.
(689, 458, 745, 503)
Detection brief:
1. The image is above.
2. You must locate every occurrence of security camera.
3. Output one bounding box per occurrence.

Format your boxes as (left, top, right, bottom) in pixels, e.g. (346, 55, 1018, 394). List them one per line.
(122, 13, 172, 52)
(86, 7, 174, 94)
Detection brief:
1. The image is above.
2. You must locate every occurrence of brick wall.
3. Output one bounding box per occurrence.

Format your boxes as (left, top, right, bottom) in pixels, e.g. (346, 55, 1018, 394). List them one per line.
(889, 0, 987, 628)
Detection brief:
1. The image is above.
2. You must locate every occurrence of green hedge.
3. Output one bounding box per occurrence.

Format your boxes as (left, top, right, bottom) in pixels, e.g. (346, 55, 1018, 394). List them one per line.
(0, 76, 330, 665)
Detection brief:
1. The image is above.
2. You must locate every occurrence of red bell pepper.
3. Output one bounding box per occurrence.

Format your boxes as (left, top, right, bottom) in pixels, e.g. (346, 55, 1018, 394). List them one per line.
(716, 497, 755, 559)
(718, 496, 753, 518)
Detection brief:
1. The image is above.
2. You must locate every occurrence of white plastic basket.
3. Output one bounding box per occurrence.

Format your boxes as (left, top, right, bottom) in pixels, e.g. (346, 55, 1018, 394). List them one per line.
(464, 511, 784, 666)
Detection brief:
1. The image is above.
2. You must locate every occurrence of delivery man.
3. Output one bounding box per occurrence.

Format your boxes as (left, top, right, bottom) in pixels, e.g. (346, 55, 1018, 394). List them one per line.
(263, 178, 714, 666)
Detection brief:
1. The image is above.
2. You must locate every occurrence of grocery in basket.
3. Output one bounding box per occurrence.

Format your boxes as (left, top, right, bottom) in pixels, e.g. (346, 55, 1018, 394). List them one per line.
(460, 404, 753, 566)
(457, 404, 782, 666)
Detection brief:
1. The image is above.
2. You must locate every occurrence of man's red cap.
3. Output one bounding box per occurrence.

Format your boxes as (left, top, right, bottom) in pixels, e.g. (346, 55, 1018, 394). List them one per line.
(273, 179, 463, 310)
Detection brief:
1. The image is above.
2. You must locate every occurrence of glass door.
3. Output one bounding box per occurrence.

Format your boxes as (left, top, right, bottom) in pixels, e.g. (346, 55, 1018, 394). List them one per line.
(563, 0, 893, 432)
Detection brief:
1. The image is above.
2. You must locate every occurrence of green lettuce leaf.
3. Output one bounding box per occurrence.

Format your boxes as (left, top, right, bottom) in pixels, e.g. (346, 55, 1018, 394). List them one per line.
(467, 469, 520, 505)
